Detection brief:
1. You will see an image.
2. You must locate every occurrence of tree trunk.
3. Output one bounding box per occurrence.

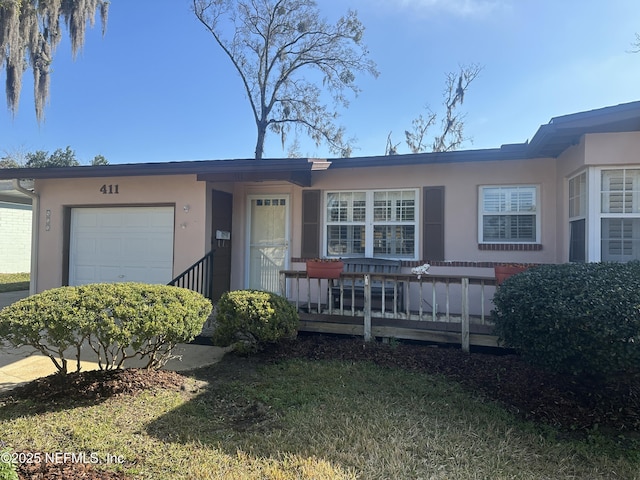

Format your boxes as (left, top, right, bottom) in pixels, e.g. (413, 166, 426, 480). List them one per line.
(255, 122, 267, 160)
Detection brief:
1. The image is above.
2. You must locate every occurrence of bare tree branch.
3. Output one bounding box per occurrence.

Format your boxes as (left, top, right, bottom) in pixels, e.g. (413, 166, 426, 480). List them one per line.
(400, 63, 482, 155)
(192, 0, 378, 159)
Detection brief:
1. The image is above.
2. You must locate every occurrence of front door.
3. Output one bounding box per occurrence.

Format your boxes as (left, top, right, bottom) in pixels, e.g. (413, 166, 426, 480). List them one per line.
(247, 195, 289, 293)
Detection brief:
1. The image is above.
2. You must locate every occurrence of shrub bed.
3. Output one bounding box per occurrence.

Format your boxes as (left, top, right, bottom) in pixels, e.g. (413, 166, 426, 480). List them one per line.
(492, 262, 640, 377)
(213, 290, 298, 353)
(0, 283, 212, 373)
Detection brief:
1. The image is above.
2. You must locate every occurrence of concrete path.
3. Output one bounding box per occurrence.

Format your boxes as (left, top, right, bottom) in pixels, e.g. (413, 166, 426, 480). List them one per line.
(0, 290, 229, 393)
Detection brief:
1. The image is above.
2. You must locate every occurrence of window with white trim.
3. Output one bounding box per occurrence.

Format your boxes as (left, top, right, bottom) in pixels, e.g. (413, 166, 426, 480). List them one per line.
(569, 172, 587, 262)
(325, 189, 417, 258)
(479, 186, 539, 243)
(600, 169, 640, 262)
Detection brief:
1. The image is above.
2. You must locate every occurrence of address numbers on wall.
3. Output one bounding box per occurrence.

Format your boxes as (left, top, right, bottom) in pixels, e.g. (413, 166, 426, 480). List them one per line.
(100, 184, 119, 194)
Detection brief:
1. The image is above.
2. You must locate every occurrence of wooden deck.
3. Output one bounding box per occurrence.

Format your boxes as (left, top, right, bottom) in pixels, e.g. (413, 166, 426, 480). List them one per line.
(280, 270, 499, 351)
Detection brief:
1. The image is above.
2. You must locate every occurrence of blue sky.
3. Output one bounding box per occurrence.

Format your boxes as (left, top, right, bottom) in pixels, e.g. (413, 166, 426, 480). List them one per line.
(1, 0, 639, 165)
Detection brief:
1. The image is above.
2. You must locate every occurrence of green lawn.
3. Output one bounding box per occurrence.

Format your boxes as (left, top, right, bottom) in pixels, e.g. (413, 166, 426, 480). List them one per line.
(0, 273, 29, 293)
(1, 356, 638, 479)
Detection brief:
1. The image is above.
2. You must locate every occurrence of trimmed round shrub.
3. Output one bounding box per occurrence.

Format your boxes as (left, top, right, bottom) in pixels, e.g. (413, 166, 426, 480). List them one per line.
(213, 290, 299, 353)
(0, 283, 212, 373)
(492, 262, 640, 377)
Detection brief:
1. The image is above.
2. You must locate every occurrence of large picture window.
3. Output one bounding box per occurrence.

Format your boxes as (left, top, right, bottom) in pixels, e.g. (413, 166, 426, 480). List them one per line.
(479, 186, 539, 243)
(325, 190, 417, 258)
(600, 169, 640, 262)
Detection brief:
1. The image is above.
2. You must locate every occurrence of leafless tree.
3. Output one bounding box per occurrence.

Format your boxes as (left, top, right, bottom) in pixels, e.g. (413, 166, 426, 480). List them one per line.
(402, 63, 482, 154)
(384, 131, 400, 155)
(193, 0, 378, 160)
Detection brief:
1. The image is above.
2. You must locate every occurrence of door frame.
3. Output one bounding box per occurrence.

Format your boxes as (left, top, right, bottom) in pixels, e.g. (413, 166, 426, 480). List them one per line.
(245, 193, 291, 291)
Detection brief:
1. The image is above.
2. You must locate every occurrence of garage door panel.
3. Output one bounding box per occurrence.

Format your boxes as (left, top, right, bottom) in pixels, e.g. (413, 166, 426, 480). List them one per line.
(97, 266, 123, 283)
(74, 266, 97, 284)
(70, 207, 175, 286)
(121, 266, 172, 284)
(75, 212, 98, 228)
(100, 213, 124, 228)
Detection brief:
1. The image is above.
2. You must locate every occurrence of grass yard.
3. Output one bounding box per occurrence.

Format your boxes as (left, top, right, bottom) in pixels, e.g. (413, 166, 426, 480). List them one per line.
(1, 352, 638, 479)
(0, 273, 29, 293)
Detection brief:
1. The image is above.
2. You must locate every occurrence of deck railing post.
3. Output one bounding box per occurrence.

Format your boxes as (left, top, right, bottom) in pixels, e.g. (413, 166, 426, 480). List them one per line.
(279, 271, 286, 297)
(461, 277, 470, 353)
(363, 273, 372, 341)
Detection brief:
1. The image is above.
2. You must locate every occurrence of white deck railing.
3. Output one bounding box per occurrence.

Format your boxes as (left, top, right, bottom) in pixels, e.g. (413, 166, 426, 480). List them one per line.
(279, 271, 497, 351)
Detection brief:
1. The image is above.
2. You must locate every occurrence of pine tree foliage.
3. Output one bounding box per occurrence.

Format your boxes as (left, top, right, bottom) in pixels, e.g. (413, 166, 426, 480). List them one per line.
(0, 0, 109, 122)
(193, 0, 378, 160)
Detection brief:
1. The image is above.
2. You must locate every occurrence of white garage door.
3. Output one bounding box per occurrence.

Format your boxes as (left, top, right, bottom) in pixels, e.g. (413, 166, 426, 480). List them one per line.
(69, 206, 175, 286)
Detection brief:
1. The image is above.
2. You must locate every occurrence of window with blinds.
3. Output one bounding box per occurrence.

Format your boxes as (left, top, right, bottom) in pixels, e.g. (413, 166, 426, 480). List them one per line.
(326, 190, 417, 258)
(479, 186, 538, 243)
(601, 169, 640, 261)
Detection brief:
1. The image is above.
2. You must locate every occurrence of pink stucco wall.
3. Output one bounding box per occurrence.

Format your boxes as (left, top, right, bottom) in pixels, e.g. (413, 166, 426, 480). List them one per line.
(307, 157, 558, 265)
(34, 174, 207, 292)
(29, 131, 640, 293)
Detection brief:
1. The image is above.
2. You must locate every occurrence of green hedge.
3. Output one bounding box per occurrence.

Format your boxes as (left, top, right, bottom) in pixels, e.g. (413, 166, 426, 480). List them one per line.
(0, 283, 212, 373)
(492, 262, 640, 377)
(213, 290, 299, 353)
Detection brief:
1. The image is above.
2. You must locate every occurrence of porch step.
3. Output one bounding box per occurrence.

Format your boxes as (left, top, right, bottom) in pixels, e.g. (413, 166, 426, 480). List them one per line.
(199, 312, 217, 338)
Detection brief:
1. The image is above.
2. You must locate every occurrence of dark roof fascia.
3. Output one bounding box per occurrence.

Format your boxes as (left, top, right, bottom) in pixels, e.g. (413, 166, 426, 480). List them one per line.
(327, 144, 530, 169)
(0, 158, 314, 186)
(549, 100, 640, 126)
(526, 101, 640, 158)
(0, 195, 31, 205)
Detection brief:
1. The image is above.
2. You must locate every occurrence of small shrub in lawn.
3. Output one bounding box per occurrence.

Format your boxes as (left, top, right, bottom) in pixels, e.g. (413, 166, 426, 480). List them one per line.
(213, 290, 298, 353)
(492, 262, 640, 377)
(0, 283, 212, 373)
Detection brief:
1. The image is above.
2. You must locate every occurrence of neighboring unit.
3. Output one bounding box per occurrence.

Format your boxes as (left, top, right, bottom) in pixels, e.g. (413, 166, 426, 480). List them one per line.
(0, 181, 33, 274)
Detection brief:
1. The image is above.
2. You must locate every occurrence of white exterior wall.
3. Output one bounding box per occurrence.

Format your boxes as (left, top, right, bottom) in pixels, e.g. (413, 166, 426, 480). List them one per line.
(0, 202, 32, 273)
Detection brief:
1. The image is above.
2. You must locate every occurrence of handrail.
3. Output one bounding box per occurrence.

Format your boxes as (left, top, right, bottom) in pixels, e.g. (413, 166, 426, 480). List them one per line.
(280, 270, 498, 351)
(168, 251, 215, 299)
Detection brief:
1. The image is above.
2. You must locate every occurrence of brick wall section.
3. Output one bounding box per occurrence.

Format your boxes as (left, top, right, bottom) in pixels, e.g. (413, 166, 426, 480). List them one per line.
(291, 258, 542, 269)
(0, 203, 32, 273)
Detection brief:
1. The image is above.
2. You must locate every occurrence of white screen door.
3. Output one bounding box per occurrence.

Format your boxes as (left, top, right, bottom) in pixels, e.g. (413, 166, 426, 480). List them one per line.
(247, 195, 289, 292)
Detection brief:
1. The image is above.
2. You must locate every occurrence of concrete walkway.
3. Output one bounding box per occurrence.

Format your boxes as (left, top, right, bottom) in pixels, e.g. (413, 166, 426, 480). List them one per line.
(0, 290, 229, 393)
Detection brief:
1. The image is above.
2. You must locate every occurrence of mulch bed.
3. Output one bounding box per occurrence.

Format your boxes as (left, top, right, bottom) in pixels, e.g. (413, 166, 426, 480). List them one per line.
(3, 334, 640, 479)
(7, 368, 187, 403)
(15, 454, 128, 480)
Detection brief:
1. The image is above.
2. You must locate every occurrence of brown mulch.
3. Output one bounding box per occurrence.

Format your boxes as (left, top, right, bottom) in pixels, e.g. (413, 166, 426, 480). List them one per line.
(7, 367, 187, 403)
(15, 453, 127, 480)
(3, 334, 640, 479)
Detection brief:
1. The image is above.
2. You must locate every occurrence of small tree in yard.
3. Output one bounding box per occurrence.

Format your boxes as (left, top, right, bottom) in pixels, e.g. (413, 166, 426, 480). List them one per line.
(192, 0, 378, 160)
(0, 283, 212, 373)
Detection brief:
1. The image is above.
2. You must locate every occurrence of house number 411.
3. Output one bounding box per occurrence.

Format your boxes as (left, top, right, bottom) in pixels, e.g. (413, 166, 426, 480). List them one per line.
(100, 184, 119, 194)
